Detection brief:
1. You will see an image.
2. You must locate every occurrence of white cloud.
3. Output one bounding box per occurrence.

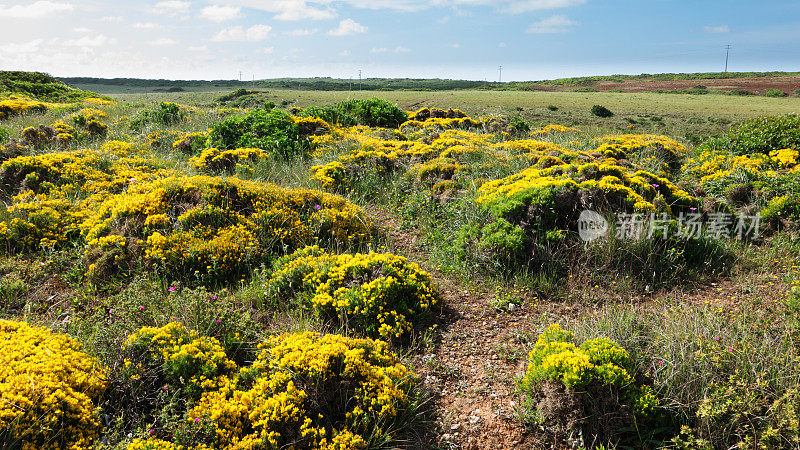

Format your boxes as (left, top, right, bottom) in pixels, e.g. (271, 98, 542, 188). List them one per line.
(133, 22, 161, 29)
(338, 50, 350, 57)
(149, 0, 191, 15)
(101, 15, 123, 22)
(394, 46, 410, 53)
(264, 46, 274, 54)
(498, 42, 507, 47)
(0, 1, 73, 18)
(199, 4, 241, 22)
(501, 0, 584, 14)
(63, 34, 114, 48)
(224, 0, 334, 20)
(448, 43, 461, 48)
(370, 47, 388, 53)
(73, 27, 91, 33)
(221, 0, 583, 19)
(148, 38, 178, 46)
(188, 45, 207, 51)
(704, 25, 730, 34)
(287, 28, 318, 36)
(526, 14, 577, 33)
(0, 39, 44, 54)
(211, 24, 272, 41)
(327, 18, 367, 36)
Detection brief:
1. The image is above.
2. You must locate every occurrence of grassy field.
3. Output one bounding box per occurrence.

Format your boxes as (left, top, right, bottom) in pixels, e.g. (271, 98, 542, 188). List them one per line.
(110, 88, 800, 141)
(4, 82, 800, 449)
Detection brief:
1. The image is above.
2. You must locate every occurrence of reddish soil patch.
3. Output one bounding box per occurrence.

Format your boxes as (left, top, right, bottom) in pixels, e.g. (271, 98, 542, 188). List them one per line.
(589, 76, 800, 95)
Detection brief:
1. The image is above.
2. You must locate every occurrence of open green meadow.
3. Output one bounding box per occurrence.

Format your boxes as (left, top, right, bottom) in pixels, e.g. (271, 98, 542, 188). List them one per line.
(4, 73, 800, 449)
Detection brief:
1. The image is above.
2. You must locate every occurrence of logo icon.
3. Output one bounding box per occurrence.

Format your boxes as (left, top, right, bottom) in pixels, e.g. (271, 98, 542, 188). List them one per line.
(578, 210, 608, 242)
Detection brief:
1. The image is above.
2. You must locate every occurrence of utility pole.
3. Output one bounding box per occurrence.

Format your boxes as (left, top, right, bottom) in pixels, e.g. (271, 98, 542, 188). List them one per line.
(498, 65, 502, 83)
(358, 69, 362, 91)
(724, 45, 731, 76)
(238, 71, 242, 81)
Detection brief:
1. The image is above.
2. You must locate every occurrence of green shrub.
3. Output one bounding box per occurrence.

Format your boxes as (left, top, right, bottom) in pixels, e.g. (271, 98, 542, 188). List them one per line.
(208, 108, 308, 159)
(301, 98, 407, 128)
(728, 89, 753, 96)
(591, 104, 614, 118)
(764, 88, 787, 98)
(508, 116, 530, 132)
(0, 127, 8, 143)
(794, 89, 800, 97)
(700, 114, 800, 156)
(130, 102, 186, 131)
(688, 85, 709, 95)
(573, 87, 598, 92)
(547, 105, 559, 111)
(215, 88, 250, 102)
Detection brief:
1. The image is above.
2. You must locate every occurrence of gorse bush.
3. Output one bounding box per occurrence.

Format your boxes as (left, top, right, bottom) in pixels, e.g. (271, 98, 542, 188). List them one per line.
(190, 147, 270, 174)
(264, 245, 440, 339)
(123, 321, 237, 397)
(116, 325, 416, 449)
(301, 98, 407, 128)
(188, 331, 414, 449)
(0, 145, 373, 285)
(84, 176, 374, 285)
(0, 320, 107, 449)
(519, 324, 658, 447)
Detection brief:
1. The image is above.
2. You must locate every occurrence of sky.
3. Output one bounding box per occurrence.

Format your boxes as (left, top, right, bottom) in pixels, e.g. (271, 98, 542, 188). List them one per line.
(1, 0, 799, 81)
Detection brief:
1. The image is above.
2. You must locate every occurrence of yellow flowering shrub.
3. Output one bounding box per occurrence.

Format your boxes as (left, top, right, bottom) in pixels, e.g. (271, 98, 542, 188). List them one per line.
(531, 124, 582, 135)
(399, 117, 481, 133)
(84, 176, 373, 284)
(310, 161, 347, 191)
(519, 324, 658, 445)
(0, 320, 107, 449)
(189, 147, 270, 174)
(521, 324, 634, 389)
(0, 95, 49, 120)
(265, 246, 440, 339)
(478, 160, 695, 219)
(0, 149, 172, 252)
(769, 148, 799, 168)
(123, 322, 237, 398)
(593, 134, 685, 177)
(83, 97, 115, 106)
(186, 331, 412, 449)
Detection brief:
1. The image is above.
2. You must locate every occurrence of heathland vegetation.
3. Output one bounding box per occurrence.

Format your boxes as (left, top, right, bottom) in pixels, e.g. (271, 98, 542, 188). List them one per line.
(2, 71, 800, 449)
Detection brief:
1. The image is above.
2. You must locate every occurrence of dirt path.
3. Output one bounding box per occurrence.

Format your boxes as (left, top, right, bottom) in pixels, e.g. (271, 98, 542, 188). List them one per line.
(370, 209, 542, 448)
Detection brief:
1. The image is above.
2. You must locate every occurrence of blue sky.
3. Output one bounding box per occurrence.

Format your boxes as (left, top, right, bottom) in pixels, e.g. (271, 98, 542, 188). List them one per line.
(1, 0, 799, 81)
